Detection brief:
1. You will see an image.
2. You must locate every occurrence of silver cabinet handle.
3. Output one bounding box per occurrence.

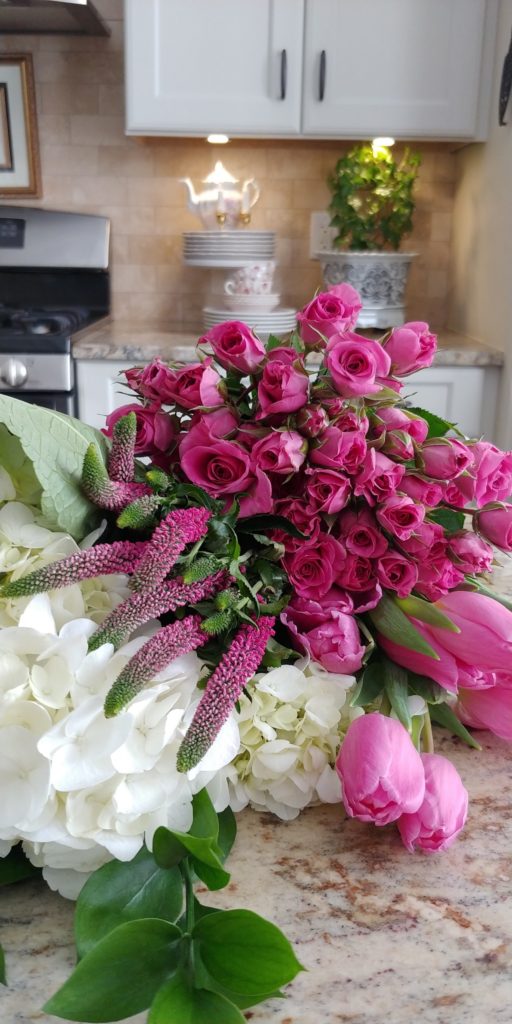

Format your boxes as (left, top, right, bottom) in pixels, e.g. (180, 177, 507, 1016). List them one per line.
(319, 49, 326, 101)
(280, 48, 287, 100)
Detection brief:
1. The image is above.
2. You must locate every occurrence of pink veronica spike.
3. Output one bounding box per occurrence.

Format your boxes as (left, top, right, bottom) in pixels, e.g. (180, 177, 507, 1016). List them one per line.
(1, 540, 147, 598)
(129, 507, 211, 593)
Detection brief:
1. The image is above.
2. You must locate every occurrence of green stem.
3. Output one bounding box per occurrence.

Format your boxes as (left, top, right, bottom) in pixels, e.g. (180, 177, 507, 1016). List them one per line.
(181, 860, 195, 934)
(380, 692, 391, 716)
(423, 710, 435, 753)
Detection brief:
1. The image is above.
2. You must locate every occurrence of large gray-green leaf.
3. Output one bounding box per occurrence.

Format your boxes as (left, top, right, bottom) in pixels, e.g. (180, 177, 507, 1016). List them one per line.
(0, 395, 107, 540)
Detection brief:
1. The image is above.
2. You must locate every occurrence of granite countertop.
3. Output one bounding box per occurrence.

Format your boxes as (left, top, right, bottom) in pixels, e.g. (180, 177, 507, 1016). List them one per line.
(2, 729, 512, 1024)
(72, 321, 504, 368)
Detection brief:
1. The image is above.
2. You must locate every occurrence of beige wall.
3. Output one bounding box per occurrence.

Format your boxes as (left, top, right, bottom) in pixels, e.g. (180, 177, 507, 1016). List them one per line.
(448, 0, 512, 446)
(1, 0, 457, 332)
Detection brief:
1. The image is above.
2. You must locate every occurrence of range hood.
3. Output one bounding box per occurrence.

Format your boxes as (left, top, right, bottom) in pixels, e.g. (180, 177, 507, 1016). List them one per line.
(0, 0, 110, 35)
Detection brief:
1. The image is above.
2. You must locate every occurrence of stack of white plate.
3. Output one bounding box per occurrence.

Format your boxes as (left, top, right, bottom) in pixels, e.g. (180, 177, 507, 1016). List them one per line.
(183, 231, 275, 267)
(202, 306, 297, 338)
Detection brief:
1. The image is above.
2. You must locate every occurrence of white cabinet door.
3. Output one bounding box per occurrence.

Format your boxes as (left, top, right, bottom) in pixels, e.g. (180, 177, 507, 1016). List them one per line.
(76, 361, 134, 431)
(404, 366, 499, 440)
(302, 0, 489, 139)
(125, 0, 305, 136)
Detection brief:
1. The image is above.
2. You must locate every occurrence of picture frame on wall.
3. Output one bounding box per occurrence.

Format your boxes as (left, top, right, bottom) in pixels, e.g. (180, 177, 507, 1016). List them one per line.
(0, 54, 41, 197)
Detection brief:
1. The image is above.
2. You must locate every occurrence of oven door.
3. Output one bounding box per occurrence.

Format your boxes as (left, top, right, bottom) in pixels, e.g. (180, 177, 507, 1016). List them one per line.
(0, 390, 76, 415)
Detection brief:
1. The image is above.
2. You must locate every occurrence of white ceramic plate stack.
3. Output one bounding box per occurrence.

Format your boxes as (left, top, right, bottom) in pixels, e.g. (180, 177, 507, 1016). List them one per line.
(202, 306, 297, 339)
(183, 230, 275, 267)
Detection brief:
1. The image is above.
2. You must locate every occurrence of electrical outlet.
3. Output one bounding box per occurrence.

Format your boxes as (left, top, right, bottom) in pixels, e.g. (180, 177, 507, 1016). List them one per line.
(309, 212, 336, 259)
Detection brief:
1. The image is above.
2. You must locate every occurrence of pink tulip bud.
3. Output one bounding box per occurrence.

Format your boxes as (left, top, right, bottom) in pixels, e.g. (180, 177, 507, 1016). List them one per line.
(476, 503, 512, 551)
(336, 713, 425, 826)
(398, 754, 468, 853)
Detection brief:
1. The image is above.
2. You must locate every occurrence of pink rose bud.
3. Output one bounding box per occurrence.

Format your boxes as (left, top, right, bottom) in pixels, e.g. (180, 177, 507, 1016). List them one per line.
(159, 359, 223, 410)
(297, 284, 362, 347)
(325, 333, 391, 398)
(458, 442, 512, 507)
(400, 474, 444, 508)
(430, 590, 512, 675)
(252, 430, 307, 474)
(476, 503, 512, 551)
(297, 403, 329, 438)
(419, 438, 473, 481)
(447, 531, 493, 573)
(381, 430, 415, 462)
(257, 360, 309, 419)
(338, 507, 388, 558)
(284, 534, 346, 601)
(336, 713, 425, 826)
(354, 450, 405, 504)
(383, 321, 437, 375)
(201, 321, 266, 374)
(376, 495, 425, 541)
(398, 754, 468, 853)
(374, 406, 429, 444)
(306, 468, 351, 514)
(377, 551, 418, 598)
(310, 426, 367, 475)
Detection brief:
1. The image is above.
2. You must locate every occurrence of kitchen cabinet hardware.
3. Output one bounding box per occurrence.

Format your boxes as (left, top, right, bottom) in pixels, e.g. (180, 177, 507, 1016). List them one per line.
(319, 49, 326, 101)
(280, 48, 287, 100)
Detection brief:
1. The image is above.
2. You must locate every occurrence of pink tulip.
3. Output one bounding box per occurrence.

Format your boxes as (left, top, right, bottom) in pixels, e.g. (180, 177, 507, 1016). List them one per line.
(457, 684, 512, 741)
(336, 713, 425, 825)
(398, 754, 468, 853)
(377, 623, 459, 692)
(431, 590, 512, 674)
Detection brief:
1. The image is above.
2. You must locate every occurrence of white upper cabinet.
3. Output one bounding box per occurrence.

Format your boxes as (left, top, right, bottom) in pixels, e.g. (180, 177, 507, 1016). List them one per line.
(124, 0, 497, 140)
(125, 0, 305, 136)
(301, 0, 493, 139)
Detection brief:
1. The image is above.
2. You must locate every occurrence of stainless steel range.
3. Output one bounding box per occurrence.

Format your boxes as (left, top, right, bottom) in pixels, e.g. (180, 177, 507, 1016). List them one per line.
(0, 206, 110, 414)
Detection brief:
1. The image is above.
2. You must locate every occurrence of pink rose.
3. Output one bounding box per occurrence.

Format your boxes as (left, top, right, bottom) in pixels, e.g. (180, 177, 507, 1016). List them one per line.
(325, 333, 391, 397)
(266, 346, 298, 366)
(181, 438, 252, 497)
(383, 321, 437, 375)
(296, 404, 329, 438)
(252, 430, 306, 475)
(419, 439, 473, 481)
(476, 503, 512, 551)
(443, 481, 467, 507)
(157, 359, 223, 410)
(336, 714, 425, 826)
(257, 360, 309, 419)
(376, 495, 425, 541)
(310, 426, 367, 474)
(447, 531, 493, 573)
(373, 406, 429, 444)
(201, 321, 266, 374)
(332, 408, 369, 434)
(457, 684, 512, 741)
(415, 556, 465, 602)
(297, 284, 362, 347)
(282, 595, 365, 674)
(275, 497, 321, 543)
(338, 507, 388, 558)
(336, 553, 376, 592)
(398, 754, 468, 853)
(306, 468, 351, 514)
(381, 430, 415, 462)
(284, 534, 346, 600)
(399, 521, 445, 559)
(459, 442, 512, 507)
(399, 474, 444, 508)
(104, 403, 175, 455)
(123, 360, 177, 404)
(355, 450, 405, 505)
(179, 409, 238, 457)
(377, 551, 418, 597)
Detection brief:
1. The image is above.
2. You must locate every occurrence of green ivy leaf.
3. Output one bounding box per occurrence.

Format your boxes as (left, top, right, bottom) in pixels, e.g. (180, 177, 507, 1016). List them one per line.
(369, 593, 440, 660)
(148, 970, 246, 1024)
(394, 594, 460, 632)
(350, 662, 384, 707)
(383, 658, 411, 731)
(74, 848, 183, 959)
(430, 702, 481, 750)
(0, 942, 6, 986)
(43, 920, 182, 1022)
(407, 407, 456, 438)
(428, 508, 465, 534)
(192, 909, 304, 997)
(0, 844, 40, 886)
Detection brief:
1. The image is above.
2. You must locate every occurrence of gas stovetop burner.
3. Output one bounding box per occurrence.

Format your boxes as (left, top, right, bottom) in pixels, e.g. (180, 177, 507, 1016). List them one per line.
(0, 306, 89, 337)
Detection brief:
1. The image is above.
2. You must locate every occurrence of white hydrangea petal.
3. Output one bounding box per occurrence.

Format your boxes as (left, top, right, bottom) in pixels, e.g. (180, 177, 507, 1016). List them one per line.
(0, 502, 36, 541)
(256, 665, 307, 702)
(316, 764, 342, 804)
(0, 651, 31, 702)
(188, 713, 240, 781)
(0, 726, 51, 829)
(19, 594, 56, 635)
(41, 866, 95, 901)
(0, 699, 52, 736)
(251, 740, 300, 779)
(0, 838, 15, 856)
(30, 657, 73, 709)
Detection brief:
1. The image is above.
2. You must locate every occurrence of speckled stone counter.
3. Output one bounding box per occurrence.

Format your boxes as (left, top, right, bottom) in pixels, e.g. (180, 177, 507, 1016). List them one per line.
(1, 730, 512, 1024)
(72, 322, 504, 368)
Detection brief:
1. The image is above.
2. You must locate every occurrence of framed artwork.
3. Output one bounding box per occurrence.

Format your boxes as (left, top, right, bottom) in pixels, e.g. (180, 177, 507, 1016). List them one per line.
(0, 54, 41, 197)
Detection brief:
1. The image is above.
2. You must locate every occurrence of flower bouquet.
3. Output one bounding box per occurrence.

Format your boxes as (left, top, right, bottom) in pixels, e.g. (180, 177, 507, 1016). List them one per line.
(1, 282, 512, 1023)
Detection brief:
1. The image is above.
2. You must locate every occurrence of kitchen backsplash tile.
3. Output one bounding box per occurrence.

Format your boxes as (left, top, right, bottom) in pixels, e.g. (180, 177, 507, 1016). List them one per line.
(1, 0, 457, 332)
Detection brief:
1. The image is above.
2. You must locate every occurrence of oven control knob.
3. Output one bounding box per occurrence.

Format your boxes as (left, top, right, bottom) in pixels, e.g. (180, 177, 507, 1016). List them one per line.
(1, 358, 28, 388)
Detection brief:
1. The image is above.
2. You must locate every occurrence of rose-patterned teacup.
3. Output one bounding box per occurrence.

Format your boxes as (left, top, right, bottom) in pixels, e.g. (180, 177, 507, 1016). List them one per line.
(224, 261, 275, 296)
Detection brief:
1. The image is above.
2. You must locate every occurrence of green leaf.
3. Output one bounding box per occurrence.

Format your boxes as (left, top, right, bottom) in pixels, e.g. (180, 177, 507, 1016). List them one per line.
(0, 943, 6, 986)
(192, 858, 230, 891)
(428, 508, 465, 534)
(408, 673, 446, 705)
(154, 790, 226, 874)
(237, 514, 305, 539)
(266, 334, 285, 353)
(350, 662, 384, 707)
(369, 593, 440, 660)
(74, 847, 183, 959)
(43, 920, 182, 1022)
(217, 807, 237, 862)
(152, 828, 187, 870)
(193, 909, 304, 997)
(395, 594, 460, 632)
(189, 788, 219, 841)
(430, 702, 481, 750)
(407, 407, 455, 439)
(148, 971, 246, 1024)
(0, 395, 107, 541)
(0, 424, 41, 505)
(383, 658, 411, 730)
(0, 844, 40, 886)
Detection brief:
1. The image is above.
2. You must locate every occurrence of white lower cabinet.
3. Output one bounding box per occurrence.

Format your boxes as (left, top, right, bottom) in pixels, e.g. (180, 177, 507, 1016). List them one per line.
(77, 358, 499, 441)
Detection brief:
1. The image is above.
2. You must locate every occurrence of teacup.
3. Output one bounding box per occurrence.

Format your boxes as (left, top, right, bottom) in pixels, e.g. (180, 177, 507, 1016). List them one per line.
(224, 261, 275, 296)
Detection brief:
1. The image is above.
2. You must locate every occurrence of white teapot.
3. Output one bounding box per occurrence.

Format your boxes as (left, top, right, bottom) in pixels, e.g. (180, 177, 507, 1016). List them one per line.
(179, 161, 260, 229)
